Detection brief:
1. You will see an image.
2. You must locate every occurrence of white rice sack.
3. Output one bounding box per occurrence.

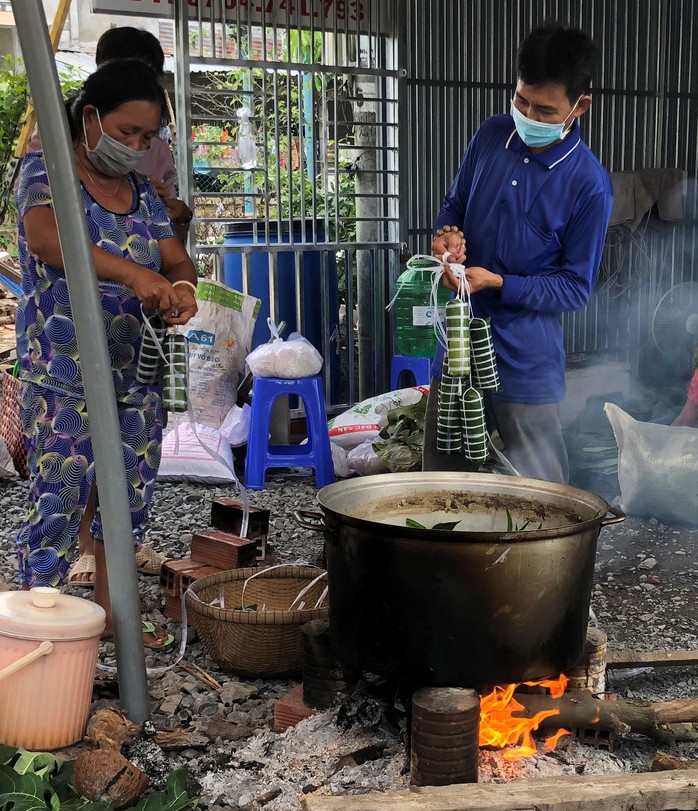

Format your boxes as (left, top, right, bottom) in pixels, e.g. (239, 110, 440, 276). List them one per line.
(158, 423, 236, 484)
(604, 402, 698, 526)
(328, 386, 429, 451)
(179, 280, 260, 429)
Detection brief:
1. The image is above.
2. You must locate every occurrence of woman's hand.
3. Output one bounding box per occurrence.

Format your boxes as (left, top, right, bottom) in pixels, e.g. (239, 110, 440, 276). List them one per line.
(128, 267, 179, 313)
(432, 225, 466, 264)
(163, 285, 198, 326)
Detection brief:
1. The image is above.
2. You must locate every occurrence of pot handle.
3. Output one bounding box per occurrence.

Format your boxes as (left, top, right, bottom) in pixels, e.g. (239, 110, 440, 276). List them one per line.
(293, 509, 328, 533)
(0, 639, 53, 682)
(600, 505, 626, 527)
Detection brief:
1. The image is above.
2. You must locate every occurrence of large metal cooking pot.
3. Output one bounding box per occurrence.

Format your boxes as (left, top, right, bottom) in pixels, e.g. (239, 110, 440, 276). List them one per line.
(295, 472, 624, 687)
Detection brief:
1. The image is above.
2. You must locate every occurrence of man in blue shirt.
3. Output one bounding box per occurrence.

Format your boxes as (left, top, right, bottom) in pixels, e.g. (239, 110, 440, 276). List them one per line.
(423, 23, 613, 483)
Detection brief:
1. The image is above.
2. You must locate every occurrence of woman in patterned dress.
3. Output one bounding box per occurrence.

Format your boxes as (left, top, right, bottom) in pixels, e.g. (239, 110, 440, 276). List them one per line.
(15, 58, 198, 635)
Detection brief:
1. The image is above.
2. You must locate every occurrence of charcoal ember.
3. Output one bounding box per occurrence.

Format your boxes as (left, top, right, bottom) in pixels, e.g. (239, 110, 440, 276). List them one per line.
(337, 676, 409, 733)
(336, 692, 383, 730)
(122, 736, 171, 790)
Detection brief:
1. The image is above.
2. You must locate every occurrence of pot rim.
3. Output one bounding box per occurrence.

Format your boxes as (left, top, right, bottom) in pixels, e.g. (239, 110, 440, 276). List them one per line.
(316, 471, 613, 542)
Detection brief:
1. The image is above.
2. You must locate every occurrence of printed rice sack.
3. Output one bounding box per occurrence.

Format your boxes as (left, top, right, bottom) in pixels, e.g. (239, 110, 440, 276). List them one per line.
(158, 423, 236, 484)
(328, 386, 429, 451)
(177, 280, 260, 429)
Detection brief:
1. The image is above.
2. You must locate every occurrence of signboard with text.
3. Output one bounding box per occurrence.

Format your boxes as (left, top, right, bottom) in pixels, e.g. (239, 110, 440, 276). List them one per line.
(91, 0, 390, 35)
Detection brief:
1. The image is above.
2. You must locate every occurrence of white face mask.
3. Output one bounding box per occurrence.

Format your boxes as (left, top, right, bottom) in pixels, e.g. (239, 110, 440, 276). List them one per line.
(82, 109, 147, 177)
(510, 95, 582, 148)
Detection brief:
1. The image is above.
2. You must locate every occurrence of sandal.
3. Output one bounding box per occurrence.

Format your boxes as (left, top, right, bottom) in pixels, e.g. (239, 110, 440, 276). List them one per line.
(134, 544, 167, 576)
(142, 621, 175, 650)
(67, 554, 96, 588)
(103, 621, 175, 650)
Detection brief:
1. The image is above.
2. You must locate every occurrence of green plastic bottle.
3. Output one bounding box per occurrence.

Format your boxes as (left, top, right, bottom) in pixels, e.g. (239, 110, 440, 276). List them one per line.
(394, 258, 449, 356)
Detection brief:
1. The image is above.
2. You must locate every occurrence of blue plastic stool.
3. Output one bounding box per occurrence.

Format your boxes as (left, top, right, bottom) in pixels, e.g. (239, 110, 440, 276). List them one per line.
(245, 375, 335, 490)
(390, 354, 432, 390)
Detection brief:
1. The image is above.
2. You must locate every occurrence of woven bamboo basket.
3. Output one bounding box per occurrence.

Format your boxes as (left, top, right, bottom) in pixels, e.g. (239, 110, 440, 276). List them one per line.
(185, 565, 329, 678)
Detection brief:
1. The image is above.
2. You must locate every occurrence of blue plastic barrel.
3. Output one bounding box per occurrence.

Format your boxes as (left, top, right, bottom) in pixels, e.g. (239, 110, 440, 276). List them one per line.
(223, 219, 339, 398)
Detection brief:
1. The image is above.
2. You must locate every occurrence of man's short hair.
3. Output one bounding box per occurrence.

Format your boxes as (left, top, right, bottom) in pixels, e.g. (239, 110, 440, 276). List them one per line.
(517, 23, 598, 102)
(96, 26, 165, 77)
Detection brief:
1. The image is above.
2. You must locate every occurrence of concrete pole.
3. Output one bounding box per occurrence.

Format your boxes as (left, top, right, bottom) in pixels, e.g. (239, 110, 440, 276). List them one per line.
(11, 0, 150, 722)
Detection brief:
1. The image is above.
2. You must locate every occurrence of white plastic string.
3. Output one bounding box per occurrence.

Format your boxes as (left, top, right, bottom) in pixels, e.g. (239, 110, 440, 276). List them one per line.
(287, 571, 328, 610)
(97, 591, 189, 677)
(314, 585, 329, 610)
(238, 563, 291, 608)
(139, 306, 251, 538)
(96, 308, 255, 678)
(266, 317, 282, 342)
(488, 442, 521, 477)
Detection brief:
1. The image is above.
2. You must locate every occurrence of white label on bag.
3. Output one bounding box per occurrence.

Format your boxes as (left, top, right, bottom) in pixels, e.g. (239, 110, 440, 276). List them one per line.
(412, 306, 444, 326)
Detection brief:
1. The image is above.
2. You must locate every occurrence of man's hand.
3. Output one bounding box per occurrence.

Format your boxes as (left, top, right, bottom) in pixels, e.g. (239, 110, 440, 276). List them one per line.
(149, 177, 192, 225)
(431, 225, 466, 264)
(464, 266, 504, 294)
(441, 265, 503, 294)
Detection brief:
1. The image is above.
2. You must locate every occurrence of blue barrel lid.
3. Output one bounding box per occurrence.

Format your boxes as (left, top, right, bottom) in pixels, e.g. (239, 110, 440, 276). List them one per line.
(224, 218, 326, 239)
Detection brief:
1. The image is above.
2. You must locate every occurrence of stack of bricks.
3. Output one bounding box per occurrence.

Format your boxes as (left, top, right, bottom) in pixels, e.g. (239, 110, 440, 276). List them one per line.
(160, 498, 272, 623)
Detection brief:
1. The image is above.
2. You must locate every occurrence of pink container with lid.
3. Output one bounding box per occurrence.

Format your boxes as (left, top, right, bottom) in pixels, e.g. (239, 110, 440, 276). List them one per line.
(0, 587, 105, 750)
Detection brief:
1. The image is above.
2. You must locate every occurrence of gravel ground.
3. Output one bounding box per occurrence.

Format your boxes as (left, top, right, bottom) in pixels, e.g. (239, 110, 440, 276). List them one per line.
(1, 472, 697, 809)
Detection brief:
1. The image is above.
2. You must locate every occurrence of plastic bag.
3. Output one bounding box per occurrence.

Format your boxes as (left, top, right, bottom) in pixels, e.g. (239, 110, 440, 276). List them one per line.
(605, 402, 698, 526)
(220, 403, 251, 447)
(347, 439, 388, 476)
(246, 321, 323, 379)
(331, 443, 351, 478)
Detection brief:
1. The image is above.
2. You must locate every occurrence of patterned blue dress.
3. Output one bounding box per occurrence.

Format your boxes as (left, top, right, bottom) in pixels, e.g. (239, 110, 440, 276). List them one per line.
(15, 152, 176, 586)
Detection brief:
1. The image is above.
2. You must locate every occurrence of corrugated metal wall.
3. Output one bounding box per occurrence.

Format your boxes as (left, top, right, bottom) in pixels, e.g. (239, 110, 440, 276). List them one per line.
(400, 0, 698, 381)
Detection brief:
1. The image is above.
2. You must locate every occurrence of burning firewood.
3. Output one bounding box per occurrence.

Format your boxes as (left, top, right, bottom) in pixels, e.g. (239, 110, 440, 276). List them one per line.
(513, 690, 698, 745)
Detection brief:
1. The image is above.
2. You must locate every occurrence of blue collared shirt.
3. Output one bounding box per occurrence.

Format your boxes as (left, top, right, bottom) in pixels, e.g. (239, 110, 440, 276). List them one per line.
(433, 114, 613, 403)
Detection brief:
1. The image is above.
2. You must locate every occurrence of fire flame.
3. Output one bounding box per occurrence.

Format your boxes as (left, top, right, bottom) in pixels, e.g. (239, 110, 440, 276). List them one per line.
(479, 674, 570, 761)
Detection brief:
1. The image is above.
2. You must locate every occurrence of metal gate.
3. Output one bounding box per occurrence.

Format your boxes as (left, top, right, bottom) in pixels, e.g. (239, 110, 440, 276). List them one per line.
(173, 0, 401, 409)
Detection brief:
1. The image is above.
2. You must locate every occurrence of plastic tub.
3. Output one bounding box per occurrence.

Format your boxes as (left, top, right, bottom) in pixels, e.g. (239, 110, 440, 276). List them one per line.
(0, 588, 105, 749)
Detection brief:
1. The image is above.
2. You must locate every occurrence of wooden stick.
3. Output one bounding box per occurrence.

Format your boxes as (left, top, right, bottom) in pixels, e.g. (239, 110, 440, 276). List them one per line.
(302, 771, 698, 811)
(607, 649, 698, 669)
(514, 691, 698, 744)
(14, 0, 73, 158)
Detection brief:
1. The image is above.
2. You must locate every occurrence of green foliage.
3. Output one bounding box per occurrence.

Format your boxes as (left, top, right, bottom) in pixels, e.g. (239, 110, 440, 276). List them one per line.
(504, 507, 543, 533)
(405, 518, 461, 531)
(374, 397, 427, 473)
(0, 746, 198, 811)
(0, 55, 28, 166)
(189, 47, 357, 247)
(129, 770, 194, 811)
(0, 56, 85, 249)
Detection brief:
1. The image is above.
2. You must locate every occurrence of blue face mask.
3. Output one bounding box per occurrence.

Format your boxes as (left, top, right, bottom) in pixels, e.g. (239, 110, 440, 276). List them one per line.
(510, 97, 581, 148)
